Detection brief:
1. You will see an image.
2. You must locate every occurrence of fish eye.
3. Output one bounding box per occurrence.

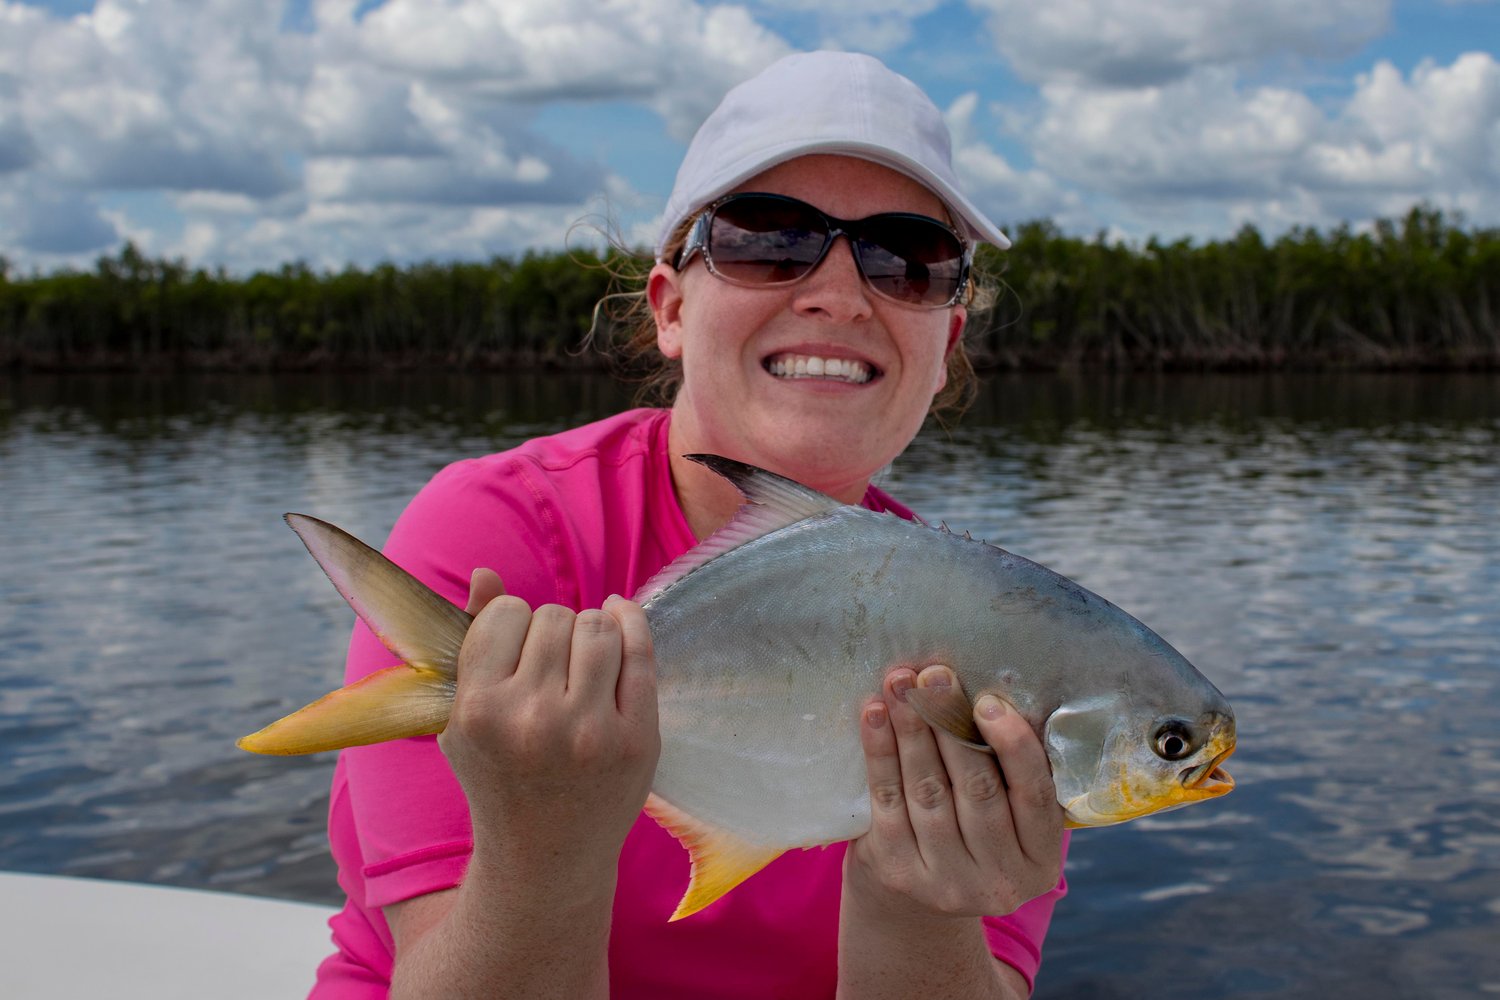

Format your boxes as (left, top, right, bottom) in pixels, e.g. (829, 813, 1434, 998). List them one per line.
(1153, 722, 1194, 761)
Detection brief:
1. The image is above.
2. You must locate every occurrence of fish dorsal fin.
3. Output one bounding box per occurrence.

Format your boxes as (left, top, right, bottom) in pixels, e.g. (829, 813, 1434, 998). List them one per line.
(645, 793, 786, 921)
(285, 514, 471, 676)
(634, 455, 843, 604)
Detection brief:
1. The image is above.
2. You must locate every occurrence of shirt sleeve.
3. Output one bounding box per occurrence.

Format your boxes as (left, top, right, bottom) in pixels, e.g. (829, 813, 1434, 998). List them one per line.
(981, 831, 1070, 992)
(337, 455, 569, 908)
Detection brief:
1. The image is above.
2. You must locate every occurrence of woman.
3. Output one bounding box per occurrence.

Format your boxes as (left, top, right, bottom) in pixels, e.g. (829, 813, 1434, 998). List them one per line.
(313, 51, 1068, 999)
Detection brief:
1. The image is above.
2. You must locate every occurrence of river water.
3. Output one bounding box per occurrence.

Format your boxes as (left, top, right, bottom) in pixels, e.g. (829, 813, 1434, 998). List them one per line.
(1, 371, 1496, 998)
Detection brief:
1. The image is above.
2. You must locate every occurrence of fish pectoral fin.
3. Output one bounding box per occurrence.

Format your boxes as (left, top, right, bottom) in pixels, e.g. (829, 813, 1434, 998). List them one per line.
(905, 683, 995, 754)
(644, 793, 785, 922)
(236, 664, 455, 755)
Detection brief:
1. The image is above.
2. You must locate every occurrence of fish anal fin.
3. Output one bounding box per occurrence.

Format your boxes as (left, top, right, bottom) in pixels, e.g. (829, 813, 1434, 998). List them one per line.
(644, 793, 785, 921)
(906, 681, 995, 754)
(236, 663, 454, 755)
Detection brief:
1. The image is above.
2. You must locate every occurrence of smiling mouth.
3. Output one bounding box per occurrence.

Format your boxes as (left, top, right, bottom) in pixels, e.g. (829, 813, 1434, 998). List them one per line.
(765, 352, 877, 384)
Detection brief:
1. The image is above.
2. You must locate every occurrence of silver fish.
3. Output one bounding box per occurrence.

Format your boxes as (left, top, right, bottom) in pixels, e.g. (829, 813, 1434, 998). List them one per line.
(239, 455, 1235, 919)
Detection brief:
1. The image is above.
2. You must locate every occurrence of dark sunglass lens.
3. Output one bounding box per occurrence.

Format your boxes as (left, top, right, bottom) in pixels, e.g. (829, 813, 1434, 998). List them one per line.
(708, 198, 828, 284)
(855, 216, 965, 305)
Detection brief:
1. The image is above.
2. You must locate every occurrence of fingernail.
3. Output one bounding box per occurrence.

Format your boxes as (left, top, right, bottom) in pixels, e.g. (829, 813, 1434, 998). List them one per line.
(891, 673, 914, 702)
(920, 665, 952, 689)
(865, 704, 887, 729)
(977, 695, 1005, 720)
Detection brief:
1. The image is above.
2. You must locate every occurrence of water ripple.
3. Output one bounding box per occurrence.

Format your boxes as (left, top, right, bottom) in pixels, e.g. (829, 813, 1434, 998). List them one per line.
(3, 371, 1498, 999)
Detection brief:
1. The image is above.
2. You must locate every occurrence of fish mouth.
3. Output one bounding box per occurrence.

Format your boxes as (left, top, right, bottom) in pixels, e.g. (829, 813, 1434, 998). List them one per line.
(1181, 746, 1235, 795)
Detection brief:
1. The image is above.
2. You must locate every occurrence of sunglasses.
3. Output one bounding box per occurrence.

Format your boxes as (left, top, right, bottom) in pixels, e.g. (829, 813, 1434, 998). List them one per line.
(674, 192, 972, 309)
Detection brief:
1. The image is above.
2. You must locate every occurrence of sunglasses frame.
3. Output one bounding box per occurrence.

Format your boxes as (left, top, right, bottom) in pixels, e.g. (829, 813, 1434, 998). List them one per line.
(673, 192, 973, 309)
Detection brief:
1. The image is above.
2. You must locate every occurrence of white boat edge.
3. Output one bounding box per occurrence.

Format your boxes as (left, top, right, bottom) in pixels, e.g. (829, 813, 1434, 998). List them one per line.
(0, 871, 338, 999)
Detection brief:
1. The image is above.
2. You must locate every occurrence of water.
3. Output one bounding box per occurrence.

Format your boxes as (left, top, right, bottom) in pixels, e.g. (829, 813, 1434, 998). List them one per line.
(2, 371, 1497, 998)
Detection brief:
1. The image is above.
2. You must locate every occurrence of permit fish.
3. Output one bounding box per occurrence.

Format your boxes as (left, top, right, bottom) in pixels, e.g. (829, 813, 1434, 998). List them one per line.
(239, 454, 1236, 920)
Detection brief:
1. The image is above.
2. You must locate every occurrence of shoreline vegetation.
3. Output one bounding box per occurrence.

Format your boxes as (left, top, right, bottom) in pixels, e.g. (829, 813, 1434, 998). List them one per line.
(2, 206, 1496, 373)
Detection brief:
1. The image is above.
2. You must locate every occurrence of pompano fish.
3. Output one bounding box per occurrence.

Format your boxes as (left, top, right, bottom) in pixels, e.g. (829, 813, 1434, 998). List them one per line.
(239, 454, 1236, 920)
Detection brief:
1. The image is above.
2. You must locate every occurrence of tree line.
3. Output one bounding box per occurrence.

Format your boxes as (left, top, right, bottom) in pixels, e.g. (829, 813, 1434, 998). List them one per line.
(2, 205, 1496, 372)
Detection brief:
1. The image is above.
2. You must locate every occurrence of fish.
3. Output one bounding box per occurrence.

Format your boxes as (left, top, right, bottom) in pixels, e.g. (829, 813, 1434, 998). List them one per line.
(238, 454, 1236, 920)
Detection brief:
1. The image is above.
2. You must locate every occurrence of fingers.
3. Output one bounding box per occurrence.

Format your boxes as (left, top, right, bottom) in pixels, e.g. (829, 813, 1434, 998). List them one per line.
(604, 596, 657, 724)
(884, 667, 960, 855)
(457, 594, 531, 687)
(563, 608, 624, 704)
(974, 695, 1064, 864)
(858, 688, 917, 856)
(512, 604, 577, 690)
(464, 567, 506, 615)
(458, 592, 653, 723)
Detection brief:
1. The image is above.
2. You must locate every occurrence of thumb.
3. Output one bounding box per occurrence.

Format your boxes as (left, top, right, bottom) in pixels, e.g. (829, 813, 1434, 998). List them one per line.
(464, 567, 506, 615)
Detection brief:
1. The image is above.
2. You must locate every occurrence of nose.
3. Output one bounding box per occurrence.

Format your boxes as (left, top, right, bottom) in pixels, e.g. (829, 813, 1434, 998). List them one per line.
(791, 235, 873, 323)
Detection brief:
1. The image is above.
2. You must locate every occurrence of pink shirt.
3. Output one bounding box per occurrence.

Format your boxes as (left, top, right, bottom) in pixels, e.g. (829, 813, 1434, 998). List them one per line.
(312, 407, 1066, 997)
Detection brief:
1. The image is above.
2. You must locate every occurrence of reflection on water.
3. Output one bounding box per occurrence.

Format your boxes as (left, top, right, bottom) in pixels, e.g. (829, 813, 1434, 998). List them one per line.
(2, 371, 1497, 998)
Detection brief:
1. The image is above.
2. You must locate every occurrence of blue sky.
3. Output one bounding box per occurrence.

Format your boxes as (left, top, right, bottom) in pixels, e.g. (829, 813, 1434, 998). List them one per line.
(2, 0, 1497, 273)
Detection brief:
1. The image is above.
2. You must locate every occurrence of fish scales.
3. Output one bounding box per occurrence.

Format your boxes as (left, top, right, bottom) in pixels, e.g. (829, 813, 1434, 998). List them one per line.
(642, 504, 1157, 847)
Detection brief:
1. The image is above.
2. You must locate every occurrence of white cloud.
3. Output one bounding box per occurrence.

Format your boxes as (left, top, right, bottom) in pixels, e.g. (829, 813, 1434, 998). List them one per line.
(0, 175, 118, 254)
(2, 0, 1496, 270)
(1330, 54, 1500, 189)
(0, 72, 38, 173)
(4, 0, 304, 200)
(1029, 70, 1323, 200)
(944, 92, 1084, 226)
(1023, 52, 1500, 233)
(345, 0, 790, 138)
(970, 0, 1391, 86)
(0, 0, 794, 267)
(740, 0, 945, 52)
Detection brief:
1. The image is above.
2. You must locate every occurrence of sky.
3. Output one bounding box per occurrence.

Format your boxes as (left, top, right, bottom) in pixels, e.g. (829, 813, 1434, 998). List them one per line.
(1, 0, 1497, 274)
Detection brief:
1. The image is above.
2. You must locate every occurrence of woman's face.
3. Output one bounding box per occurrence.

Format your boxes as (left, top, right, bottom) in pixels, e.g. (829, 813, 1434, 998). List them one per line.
(649, 154, 966, 501)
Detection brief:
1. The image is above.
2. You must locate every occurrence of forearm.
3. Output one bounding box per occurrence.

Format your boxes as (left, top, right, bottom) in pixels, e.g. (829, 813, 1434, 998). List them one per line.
(836, 895, 1028, 1000)
(389, 851, 617, 1000)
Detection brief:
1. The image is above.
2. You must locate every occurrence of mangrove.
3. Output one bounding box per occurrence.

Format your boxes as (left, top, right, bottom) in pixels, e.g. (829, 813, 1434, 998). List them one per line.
(1, 206, 1495, 373)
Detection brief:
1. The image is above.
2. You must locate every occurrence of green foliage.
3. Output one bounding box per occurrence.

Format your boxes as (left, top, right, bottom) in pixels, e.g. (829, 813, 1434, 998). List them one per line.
(970, 205, 1499, 369)
(3, 207, 1497, 371)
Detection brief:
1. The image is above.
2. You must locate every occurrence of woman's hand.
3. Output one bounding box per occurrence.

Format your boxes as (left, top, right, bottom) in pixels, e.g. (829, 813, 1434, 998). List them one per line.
(844, 664, 1064, 921)
(441, 570, 661, 895)
(386, 570, 656, 999)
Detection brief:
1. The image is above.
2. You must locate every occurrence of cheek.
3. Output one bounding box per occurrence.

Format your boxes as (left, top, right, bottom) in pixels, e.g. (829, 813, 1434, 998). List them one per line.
(910, 322, 956, 392)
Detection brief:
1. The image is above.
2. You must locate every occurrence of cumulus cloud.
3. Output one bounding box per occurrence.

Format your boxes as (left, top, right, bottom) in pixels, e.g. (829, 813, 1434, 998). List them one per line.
(1025, 52, 1500, 232)
(9, 0, 304, 196)
(0, 177, 118, 254)
(738, 0, 945, 52)
(342, 0, 790, 139)
(1, 0, 1496, 269)
(0, 0, 796, 269)
(944, 92, 1083, 226)
(0, 73, 38, 173)
(971, 0, 1391, 86)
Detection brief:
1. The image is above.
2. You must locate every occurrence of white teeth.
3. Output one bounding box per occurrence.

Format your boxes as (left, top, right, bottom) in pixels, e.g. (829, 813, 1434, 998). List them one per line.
(768, 354, 873, 384)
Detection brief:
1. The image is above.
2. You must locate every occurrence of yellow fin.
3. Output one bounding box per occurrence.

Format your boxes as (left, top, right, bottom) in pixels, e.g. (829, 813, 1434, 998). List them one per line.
(644, 793, 785, 921)
(236, 664, 455, 755)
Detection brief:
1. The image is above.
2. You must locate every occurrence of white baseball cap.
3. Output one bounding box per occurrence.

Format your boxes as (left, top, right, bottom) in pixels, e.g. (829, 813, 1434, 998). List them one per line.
(655, 50, 1009, 261)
